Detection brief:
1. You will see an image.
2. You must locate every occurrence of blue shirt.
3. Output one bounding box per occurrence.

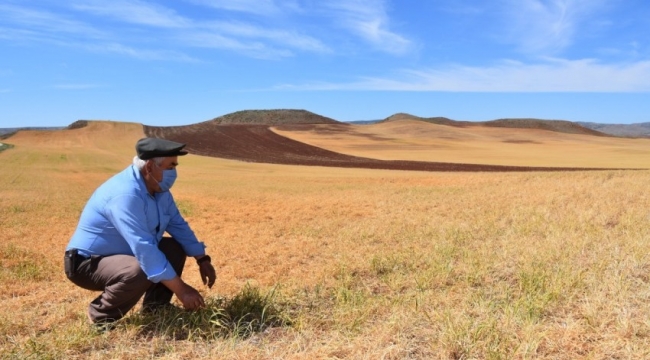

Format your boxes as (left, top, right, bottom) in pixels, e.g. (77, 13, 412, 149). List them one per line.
(67, 165, 206, 283)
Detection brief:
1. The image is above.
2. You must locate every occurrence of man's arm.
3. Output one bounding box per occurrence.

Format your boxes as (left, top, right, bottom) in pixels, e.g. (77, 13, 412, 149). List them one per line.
(105, 194, 178, 282)
(162, 195, 207, 255)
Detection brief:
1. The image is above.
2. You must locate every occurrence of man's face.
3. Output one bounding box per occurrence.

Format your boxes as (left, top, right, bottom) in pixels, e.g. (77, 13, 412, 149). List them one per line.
(146, 156, 178, 191)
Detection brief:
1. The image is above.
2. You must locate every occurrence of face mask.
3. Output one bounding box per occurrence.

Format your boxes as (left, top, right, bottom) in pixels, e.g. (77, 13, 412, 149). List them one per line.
(154, 164, 177, 192)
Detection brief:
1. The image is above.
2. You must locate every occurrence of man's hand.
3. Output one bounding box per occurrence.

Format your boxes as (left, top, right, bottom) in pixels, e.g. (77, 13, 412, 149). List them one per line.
(176, 285, 205, 310)
(198, 260, 217, 288)
(161, 276, 205, 310)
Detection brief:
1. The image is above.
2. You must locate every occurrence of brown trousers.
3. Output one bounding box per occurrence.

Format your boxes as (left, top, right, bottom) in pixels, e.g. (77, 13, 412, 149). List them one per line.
(65, 237, 186, 323)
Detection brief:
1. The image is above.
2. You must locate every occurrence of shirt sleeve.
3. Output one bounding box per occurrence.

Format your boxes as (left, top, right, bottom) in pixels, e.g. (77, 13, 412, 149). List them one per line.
(163, 194, 206, 257)
(104, 194, 178, 283)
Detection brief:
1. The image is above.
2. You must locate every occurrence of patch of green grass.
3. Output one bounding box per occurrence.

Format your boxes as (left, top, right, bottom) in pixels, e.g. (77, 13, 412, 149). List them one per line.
(127, 284, 287, 341)
(4, 337, 53, 360)
(513, 266, 558, 323)
(175, 199, 194, 217)
(370, 254, 409, 276)
(0, 142, 14, 152)
(0, 244, 50, 282)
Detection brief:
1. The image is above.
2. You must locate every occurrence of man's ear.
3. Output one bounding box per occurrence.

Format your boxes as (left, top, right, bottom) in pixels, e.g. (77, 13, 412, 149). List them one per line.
(144, 160, 154, 175)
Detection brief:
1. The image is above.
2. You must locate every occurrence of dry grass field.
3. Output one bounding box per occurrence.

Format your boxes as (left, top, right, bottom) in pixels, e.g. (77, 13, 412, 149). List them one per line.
(2, 120, 650, 359)
(273, 120, 650, 168)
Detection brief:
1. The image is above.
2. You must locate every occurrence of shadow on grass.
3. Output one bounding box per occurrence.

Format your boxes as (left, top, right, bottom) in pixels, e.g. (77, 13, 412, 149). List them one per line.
(127, 284, 289, 341)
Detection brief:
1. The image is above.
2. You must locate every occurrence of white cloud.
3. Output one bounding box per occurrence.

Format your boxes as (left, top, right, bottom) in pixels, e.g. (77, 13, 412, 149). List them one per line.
(323, 0, 412, 55)
(275, 58, 650, 92)
(0, 4, 106, 40)
(70, 1, 329, 57)
(185, 0, 293, 16)
(0, 2, 323, 60)
(203, 21, 330, 54)
(502, 0, 607, 54)
(87, 43, 200, 62)
(71, 0, 191, 28)
(180, 32, 293, 59)
(50, 84, 102, 90)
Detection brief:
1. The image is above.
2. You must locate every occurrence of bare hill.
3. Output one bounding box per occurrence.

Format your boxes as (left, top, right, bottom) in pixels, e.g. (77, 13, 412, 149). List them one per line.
(383, 113, 607, 136)
(3, 121, 144, 162)
(578, 122, 650, 138)
(3, 110, 634, 171)
(205, 109, 339, 125)
(147, 123, 612, 172)
(143, 110, 617, 172)
(385, 113, 459, 127)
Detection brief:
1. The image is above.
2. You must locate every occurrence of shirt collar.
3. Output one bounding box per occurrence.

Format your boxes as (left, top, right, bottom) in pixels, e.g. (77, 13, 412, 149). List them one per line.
(131, 164, 155, 198)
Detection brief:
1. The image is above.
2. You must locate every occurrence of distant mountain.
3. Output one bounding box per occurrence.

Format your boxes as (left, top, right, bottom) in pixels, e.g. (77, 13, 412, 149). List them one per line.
(347, 120, 382, 125)
(577, 122, 650, 138)
(3, 110, 649, 139)
(382, 113, 607, 136)
(384, 113, 459, 127)
(0, 129, 16, 137)
(0, 126, 65, 139)
(203, 109, 339, 125)
(144, 111, 613, 172)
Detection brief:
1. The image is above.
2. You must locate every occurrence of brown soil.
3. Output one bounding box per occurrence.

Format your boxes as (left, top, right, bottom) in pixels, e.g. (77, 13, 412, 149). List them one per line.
(144, 123, 614, 172)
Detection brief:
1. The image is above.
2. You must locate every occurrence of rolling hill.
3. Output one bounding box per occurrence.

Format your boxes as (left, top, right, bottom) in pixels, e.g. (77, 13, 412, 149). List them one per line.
(578, 121, 650, 138)
(382, 113, 607, 136)
(141, 109, 634, 171)
(3, 109, 648, 171)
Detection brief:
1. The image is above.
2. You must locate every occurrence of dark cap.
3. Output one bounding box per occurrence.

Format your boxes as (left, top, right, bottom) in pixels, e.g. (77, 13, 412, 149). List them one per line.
(136, 138, 188, 160)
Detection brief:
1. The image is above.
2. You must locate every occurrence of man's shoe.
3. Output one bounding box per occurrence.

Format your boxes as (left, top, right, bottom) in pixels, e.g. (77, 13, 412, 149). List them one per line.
(87, 312, 117, 333)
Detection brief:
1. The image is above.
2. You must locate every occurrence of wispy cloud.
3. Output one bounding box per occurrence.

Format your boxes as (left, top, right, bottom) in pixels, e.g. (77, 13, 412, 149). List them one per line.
(86, 43, 200, 62)
(50, 83, 103, 90)
(502, 0, 607, 54)
(179, 31, 293, 59)
(0, 4, 198, 63)
(0, 2, 323, 60)
(274, 58, 650, 92)
(184, 0, 294, 16)
(71, 0, 191, 28)
(203, 21, 330, 54)
(185, 0, 411, 55)
(323, 0, 412, 55)
(0, 4, 106, 41)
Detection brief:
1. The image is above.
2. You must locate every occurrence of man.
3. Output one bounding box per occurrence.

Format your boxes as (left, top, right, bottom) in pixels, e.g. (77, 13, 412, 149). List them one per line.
(64, 137, 216, 326)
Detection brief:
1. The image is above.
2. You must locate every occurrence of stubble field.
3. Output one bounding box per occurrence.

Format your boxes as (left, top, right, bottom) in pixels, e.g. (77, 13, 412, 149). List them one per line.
(2, 121, 650, 359)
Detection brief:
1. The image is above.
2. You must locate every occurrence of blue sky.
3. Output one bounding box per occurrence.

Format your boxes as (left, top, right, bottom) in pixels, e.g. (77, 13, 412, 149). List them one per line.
(1, 0, 649, 127)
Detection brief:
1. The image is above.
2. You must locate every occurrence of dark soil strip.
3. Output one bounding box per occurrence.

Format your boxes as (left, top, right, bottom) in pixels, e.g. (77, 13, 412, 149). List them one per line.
(144, 124, 626, 172)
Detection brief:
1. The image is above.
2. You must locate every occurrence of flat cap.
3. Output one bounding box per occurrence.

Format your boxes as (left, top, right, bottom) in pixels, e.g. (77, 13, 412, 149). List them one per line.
(136, 138, 188, 160)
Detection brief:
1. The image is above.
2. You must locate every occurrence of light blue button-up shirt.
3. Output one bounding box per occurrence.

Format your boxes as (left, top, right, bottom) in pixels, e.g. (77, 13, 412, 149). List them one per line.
(67, 165, 206, 283)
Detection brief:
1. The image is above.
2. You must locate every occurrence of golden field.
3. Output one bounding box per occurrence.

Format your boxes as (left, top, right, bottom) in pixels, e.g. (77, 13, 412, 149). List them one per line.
(2, 121, 650, 359)
(273, 120, 650, 168)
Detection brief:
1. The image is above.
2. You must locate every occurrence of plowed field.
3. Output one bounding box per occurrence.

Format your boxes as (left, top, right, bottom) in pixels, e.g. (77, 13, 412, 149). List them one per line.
(144, 123, 609, 172)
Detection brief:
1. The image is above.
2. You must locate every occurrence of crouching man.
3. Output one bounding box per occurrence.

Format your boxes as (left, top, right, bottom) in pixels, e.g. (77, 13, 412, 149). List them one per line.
(64, 137, 216, 326)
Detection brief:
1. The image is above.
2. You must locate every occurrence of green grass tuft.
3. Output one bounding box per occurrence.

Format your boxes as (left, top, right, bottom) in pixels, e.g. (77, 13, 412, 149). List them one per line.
(126, 284, 287, 341)
(0, 142, 14, 152)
